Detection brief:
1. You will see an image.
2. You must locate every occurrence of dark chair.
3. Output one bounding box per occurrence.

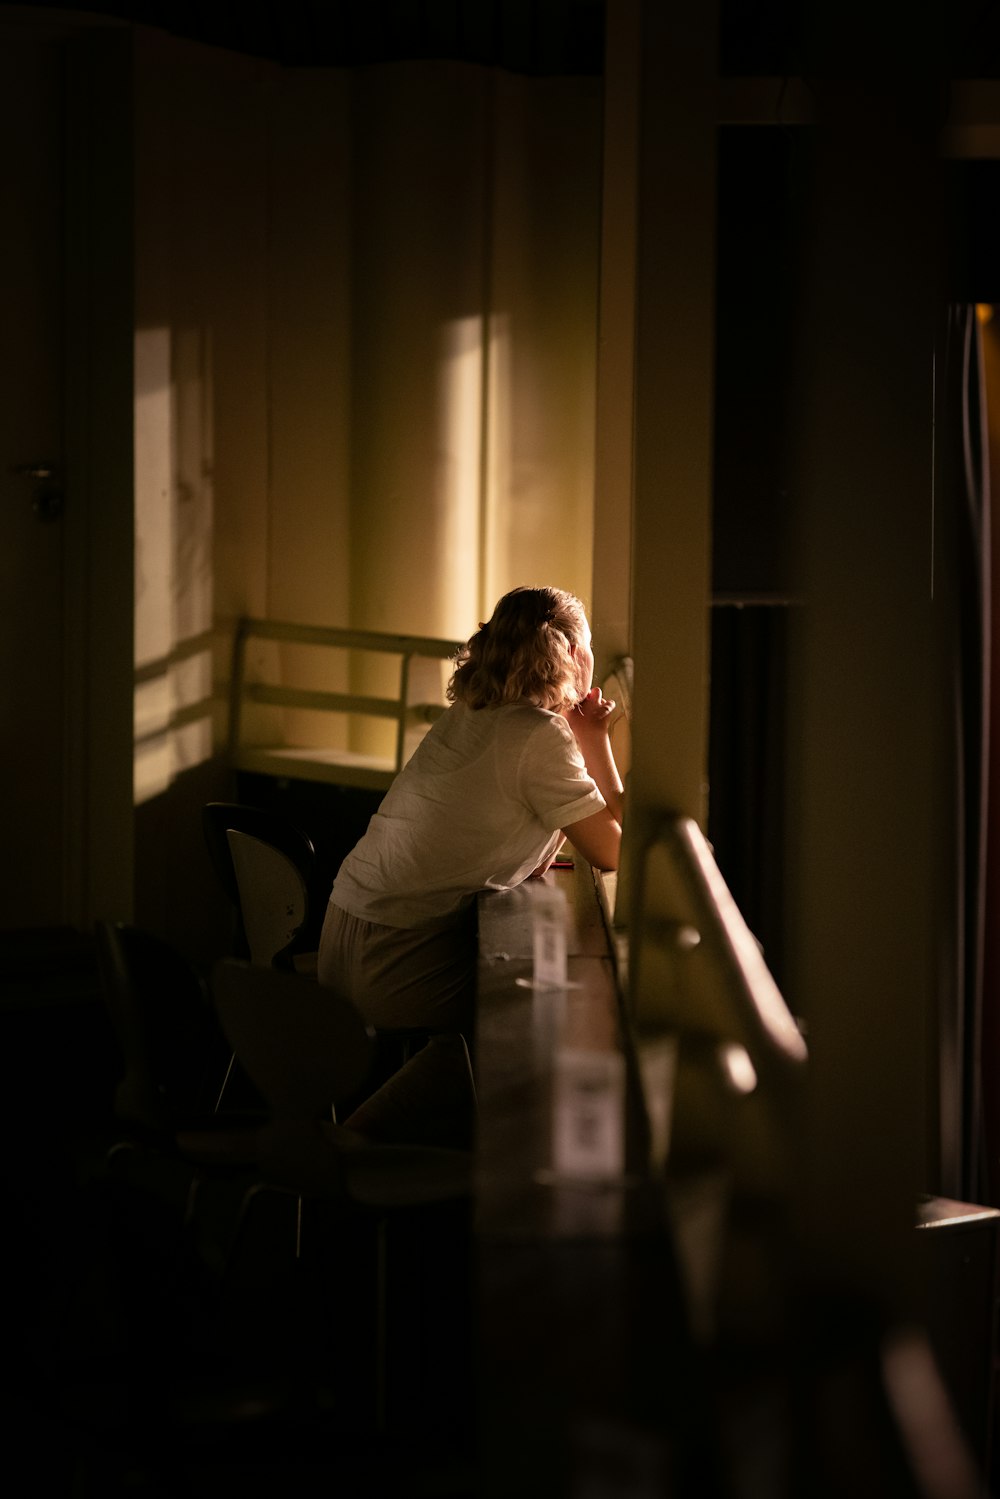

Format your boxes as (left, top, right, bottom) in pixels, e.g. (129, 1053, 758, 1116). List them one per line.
(210, 957, 378, 1126)
(202, 801, 321, 972)
(90, 922, 303, 1387)
(211, 959, 478, 1150)
(203, 800, 329, 1109)
(208, 959, 475, 1302)
(203, 801, 438, 1104)
(92, 921, 302, 1254)
(92, 925, 383, 1390)
(94, 920, 236, 1136)
(209, 958, 475, 1436)
(82, 934, 466, 1461)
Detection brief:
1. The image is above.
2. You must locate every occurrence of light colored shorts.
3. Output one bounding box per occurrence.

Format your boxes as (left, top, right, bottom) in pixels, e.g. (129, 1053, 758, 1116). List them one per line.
(317, 900, 477, 1035)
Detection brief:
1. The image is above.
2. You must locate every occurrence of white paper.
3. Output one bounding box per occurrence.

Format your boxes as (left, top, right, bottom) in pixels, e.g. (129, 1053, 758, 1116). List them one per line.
(533, 883, 568, 990)
(552, 1047, 626, 1179)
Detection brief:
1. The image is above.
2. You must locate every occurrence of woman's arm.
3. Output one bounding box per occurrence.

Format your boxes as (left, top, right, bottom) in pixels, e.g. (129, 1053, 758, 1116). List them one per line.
(563, 687, 625, 870)
(562, 807, 621, 871)
(566, 688, 624, 823)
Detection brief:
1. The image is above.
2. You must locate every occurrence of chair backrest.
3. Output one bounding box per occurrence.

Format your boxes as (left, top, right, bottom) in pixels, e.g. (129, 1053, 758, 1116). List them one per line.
(94, 921, 231, 1134)
(202, 801, 318, 968)
(211, 959, 377, 1123)
(226, 829, 309, 968)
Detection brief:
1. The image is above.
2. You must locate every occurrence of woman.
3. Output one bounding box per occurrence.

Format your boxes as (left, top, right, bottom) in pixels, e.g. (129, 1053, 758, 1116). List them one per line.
(317, 585, 624, 1038)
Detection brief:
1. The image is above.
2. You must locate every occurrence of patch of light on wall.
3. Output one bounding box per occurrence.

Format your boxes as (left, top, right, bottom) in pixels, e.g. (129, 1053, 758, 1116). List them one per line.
(133, 325, 215, 806)
(135, 327, 173, 675)
(434, 313, 511, 634)
(484, 312, 510, 618)
(436, 315, 486, 639)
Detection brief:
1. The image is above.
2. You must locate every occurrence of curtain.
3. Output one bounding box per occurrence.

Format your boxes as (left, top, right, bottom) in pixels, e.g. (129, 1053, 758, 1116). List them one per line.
(979, 312, 1000, 1207)
(936, 304, 991, 1202)
(133, 46, 603, 785)
(347, 63, 602, 644)
(706, 602, 791, 991)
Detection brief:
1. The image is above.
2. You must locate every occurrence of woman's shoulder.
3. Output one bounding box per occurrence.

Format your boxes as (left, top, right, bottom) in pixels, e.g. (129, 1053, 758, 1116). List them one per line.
(495, 701, 574, 748)
(445, 700, 573, 753)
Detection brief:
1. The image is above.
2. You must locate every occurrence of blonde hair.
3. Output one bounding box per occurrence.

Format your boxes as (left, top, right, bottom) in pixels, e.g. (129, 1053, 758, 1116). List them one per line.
(448, 586, 589, 712)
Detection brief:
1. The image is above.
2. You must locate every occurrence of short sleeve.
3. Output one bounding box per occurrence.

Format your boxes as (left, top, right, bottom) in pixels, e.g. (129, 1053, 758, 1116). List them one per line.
(516, 713, 606, 832)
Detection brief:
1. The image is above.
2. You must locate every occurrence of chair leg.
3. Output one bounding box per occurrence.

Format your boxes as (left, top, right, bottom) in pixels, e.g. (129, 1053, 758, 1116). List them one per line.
(213, 1051, 237, 1113)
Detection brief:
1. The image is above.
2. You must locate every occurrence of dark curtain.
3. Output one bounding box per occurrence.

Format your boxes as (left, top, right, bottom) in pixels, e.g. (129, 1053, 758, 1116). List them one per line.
(935, 303, 991, 1203)
(980, 313, 1000, 1210)
(706, 603, 791, 991)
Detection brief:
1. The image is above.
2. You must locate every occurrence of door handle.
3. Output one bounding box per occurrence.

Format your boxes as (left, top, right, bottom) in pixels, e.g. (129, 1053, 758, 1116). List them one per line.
(11, 461, 63, 521)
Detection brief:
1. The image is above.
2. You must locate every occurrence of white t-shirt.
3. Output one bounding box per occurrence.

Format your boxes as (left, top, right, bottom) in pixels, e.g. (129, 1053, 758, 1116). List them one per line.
(330, 700, 605, 927)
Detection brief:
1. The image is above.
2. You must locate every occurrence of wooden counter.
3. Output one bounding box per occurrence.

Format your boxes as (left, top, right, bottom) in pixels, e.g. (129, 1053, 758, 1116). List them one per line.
(476, 860, 634, 1237)
(473, 864, 1000, 1495)
(473, 861, 712, 1497)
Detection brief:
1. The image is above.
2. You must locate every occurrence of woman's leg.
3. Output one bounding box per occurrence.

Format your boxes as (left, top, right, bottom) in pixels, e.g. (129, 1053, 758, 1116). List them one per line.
(343, 1033, 477, 1149)
(318, 903, 479, 1141)
(317, 902, 477, 1035)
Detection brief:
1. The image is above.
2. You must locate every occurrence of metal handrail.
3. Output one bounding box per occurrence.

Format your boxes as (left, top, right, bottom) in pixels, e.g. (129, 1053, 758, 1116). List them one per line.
(627, 809, 807, 1189)
(626, 803, 815, 1199)
(632, 809, 807, 1069)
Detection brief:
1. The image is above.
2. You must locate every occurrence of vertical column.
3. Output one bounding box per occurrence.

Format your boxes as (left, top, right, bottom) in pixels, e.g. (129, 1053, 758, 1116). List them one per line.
(591, 0, 640, 675)
(782, 76, 940, 1316)
(626, 2, 718, 1013)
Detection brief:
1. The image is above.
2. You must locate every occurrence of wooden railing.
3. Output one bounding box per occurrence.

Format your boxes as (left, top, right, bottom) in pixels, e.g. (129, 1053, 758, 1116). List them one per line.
(227, 617, 464, 792)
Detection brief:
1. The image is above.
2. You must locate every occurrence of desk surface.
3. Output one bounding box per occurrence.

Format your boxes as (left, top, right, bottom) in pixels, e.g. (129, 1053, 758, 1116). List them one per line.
(474, 860, 659, 1241)
(473, 862, 706, 1497)
(472, 865, 1000, 1496)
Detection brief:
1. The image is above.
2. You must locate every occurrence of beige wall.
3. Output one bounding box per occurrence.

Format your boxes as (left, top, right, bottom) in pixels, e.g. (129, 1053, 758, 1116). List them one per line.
(131, 36, 602, 933)
(347, 63, 600, 652)
(266, 69, 355, 747)
(486, 71, 601, 610)
(345, 61, 601, 755)
(133, 41, 600, 693)
(133, 33, 274, 953)
(134, 32, 273, 773)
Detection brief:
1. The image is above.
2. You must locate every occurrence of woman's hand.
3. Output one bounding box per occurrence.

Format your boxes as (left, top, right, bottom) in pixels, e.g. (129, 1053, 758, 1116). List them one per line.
(566, 686, 615, 742)
(564, 687, 624, 831)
